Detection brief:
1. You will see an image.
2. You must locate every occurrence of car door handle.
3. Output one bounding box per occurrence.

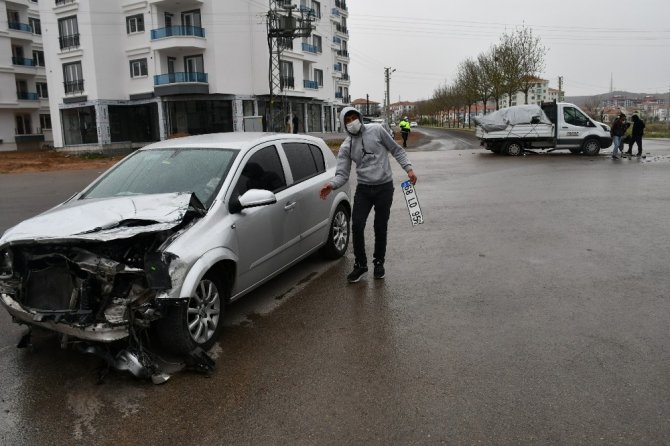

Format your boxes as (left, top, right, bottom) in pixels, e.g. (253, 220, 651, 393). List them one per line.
(561, 126, 568, 129)
(284, 201, 297, 211)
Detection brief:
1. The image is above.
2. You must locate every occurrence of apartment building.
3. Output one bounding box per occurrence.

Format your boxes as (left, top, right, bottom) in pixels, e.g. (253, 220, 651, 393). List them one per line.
(37, 0, 351, 150)
(499, 78, 559, 108)
(0, 0, 52, 152)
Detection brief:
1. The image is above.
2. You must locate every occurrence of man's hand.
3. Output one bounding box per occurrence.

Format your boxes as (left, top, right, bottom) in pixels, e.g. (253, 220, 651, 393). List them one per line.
(407, 169, 417, 185)
(319, 183, 333, 200)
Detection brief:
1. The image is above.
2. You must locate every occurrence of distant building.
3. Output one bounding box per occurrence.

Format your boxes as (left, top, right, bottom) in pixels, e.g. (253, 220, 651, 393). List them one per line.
(389, 101, 416, 121)
(351, 97, 380, 116)
(500, 78, 558, 108)
(0, 0, 53, 151)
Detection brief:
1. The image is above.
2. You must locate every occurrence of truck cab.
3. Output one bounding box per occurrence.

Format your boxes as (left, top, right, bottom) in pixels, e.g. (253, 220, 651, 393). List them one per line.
(541, 102, 612, 154)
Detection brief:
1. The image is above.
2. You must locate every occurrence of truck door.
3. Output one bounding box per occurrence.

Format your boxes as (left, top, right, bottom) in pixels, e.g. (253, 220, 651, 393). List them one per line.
(556, 106, 595, 148)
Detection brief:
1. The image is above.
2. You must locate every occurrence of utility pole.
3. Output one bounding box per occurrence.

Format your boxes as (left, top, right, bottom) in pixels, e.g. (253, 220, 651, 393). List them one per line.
(266, 0, 314, 131)
(667, 85, 670, 130)
(384, 67, 395, 124)
(366, 94, 369, 116)
(558, 76, 564, 102)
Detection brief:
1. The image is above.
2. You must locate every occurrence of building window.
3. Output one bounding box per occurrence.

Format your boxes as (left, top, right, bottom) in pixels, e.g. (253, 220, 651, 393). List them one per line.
(126, 14, 145, 34)
(314, 68, 323, 87)
(36, 82, 48, 98)
(63, 61, 84, 94)
(129, 58, 148, 78)
(32, 50, 45, 67)
(280, 61, 294, 89)
(312, 1, 321, 18)
(312, 34, 322, 52)
(29, 18, 41, 35)
(58, 16, 79, 50)
(40, 113, 52, 131)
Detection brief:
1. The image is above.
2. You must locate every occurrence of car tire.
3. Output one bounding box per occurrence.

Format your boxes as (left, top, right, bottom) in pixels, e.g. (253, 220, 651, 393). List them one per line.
(582, 138, 601, 156)
(569, 148, 582, 154)
(154, 273, 226, 355)
(503, 141, 524, 156)
(321, 204, 350, 259)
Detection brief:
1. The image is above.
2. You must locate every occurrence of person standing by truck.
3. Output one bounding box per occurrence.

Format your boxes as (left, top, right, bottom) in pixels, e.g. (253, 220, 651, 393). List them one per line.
(626, 113, 645, 156)
(399, 116, 411, 148)
(610, 113, 627, 159)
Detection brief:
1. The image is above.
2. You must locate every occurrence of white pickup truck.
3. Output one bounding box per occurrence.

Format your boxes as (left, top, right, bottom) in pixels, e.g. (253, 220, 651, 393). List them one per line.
(474, 102, 612, 156)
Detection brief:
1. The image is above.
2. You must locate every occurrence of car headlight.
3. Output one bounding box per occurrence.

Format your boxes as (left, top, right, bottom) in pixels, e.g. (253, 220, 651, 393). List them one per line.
(0, 248, 13, 278)
(600, 124, 610, 132)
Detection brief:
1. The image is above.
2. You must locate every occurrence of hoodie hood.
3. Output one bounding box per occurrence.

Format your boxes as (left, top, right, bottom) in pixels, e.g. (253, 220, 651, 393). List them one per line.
(340, 106, 363, 136)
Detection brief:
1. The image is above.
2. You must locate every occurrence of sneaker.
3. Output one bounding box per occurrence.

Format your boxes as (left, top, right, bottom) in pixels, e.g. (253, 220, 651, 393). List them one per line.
(347, 264, 368, 283)
(373, 261, 385, 279)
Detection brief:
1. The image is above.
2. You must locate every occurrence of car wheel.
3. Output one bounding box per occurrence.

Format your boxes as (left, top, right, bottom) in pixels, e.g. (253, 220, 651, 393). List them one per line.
(504, 141, 524, 156)
(155, 273, 226, 355)
(321, 204, 350, 259)
(582, 138, 601, 156)
(569, 148, 582, 154)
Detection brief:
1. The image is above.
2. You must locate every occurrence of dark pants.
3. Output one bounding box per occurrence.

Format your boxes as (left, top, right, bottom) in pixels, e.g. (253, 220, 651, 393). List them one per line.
(352, 182, 394, 266)
(628, 135, 642, 154)
(401, 131, 409, 147)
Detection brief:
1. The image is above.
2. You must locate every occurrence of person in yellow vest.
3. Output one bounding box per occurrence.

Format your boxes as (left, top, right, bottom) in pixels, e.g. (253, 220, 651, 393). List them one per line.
(399, 116, 411, 148)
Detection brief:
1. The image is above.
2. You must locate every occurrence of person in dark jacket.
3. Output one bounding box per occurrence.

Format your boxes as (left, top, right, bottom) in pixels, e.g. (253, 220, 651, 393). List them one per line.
(610, 113, 626, 159)
(625, 114, 645, 156)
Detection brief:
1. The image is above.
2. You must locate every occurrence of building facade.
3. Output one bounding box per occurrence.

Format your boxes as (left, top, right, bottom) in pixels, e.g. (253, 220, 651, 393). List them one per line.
(499, 78, 558, 108)
(37, 0, 351, 150)
(0, 0, 52, 152)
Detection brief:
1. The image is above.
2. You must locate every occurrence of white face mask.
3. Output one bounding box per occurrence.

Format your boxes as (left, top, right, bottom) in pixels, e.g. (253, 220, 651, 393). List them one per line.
(346, 119, 362, 134)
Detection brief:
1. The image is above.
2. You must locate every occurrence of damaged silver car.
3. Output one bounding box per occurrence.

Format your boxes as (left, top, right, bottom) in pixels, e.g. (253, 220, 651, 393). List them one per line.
(0, 133, 351, 382)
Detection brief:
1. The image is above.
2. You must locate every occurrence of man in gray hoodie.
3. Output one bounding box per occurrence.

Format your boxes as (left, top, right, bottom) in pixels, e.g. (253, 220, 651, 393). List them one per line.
(320, 107, 418, 283)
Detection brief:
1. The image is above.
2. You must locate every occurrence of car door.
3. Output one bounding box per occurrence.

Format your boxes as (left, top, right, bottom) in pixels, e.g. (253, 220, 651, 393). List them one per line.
(279, 141, 331, 254)
(228, 144, 302, 293)
(556, 106, 594, 148)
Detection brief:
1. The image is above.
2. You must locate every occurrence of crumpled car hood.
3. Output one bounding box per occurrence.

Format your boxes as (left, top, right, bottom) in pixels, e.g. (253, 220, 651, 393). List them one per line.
(1, 192, 203, 244)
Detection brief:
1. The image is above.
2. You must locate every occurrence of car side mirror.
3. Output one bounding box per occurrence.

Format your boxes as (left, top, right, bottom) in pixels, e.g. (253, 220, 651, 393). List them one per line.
(230, 189, 277, 214)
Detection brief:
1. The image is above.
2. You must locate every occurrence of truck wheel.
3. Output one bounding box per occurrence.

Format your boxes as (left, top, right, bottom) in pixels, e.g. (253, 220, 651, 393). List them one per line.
(569, 148, 582, 154)
(503, 141, 524, 156)
(582, 138, 601, 156)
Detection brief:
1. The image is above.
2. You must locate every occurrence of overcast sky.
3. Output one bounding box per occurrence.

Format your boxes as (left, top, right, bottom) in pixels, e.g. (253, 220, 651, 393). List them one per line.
(346, 0, 670, 103)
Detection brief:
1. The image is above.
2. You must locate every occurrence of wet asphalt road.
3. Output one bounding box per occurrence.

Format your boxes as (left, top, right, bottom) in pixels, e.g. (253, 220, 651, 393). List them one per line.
(1, 132, 670, 445)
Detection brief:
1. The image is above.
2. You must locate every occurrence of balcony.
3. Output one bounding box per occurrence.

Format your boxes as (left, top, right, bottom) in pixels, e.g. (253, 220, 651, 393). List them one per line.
(59, 33, 80, 50)
(333, 63, 342, 72)
(55, 0, 77, 5)
(299, 6, 317, 19)
(331, 8, 340, 17)
(335, 24, 348, 35)
(17, 91, 39, 101)
(303, 80, 319, 90)
(150, 26, 206, 51)
(280, 76, 294, 90)
(154, 71, 207, 85)
(340, 73, 349, 81)
(336, 49, 349, 59)
(64, 79, 84, 94)
(302, 42, 320, 54)
(12, 57, 35, 67)
(332, 36, 341, 45)
(8, 22, 32, 33)
(335, 92, 342, 99)
(151, 25, 205, 39)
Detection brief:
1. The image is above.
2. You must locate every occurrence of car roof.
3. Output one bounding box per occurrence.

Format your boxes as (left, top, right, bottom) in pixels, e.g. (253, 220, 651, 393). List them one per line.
(139, 132, 327, 151)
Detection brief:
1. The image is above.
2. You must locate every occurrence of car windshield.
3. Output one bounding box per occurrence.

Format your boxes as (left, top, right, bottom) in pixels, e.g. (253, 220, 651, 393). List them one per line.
(81, 148, 238, 207)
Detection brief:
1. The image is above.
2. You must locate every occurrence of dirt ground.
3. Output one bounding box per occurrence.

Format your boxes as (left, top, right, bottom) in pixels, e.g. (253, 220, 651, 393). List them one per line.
(0, 150, 123, 174)
(0, 131, 425, 174)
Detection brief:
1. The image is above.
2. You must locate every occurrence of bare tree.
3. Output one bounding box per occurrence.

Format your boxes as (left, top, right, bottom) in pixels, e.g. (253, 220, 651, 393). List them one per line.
(496, 33, 523, 107)
(512, 26, 547, 104)
(478, 48, 504, 110)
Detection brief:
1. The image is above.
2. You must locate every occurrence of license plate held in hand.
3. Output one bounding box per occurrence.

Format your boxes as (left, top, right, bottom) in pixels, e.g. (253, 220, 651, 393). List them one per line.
(401, 180, 424, 226)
